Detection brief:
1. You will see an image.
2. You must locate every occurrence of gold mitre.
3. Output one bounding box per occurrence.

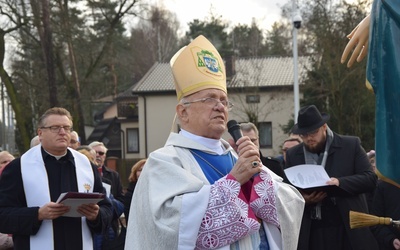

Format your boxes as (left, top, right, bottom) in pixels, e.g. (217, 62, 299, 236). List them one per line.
(170, 35, 227, 100)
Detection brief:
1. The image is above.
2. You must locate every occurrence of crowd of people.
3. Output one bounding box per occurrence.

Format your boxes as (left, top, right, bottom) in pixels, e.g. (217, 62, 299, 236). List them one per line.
(0, 3, 398, 246)
(0, 102, 386, 250)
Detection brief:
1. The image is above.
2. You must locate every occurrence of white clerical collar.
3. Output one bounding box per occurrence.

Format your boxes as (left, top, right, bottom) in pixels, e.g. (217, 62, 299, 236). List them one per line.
(180, 129, 224, 155)
(44, 148, 67, 160)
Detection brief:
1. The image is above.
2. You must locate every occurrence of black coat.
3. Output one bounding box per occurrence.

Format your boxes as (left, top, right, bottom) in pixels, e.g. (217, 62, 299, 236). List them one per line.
(371, 180, 400, 249)
(101, 166, 124, 204)
(99, 165, 124, 236)
(260, 151, 286, 179)
(285, 132, 378, 250)
(123, 181, 136, 223)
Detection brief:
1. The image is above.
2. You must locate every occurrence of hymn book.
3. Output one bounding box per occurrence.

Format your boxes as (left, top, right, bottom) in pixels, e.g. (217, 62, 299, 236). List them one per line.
(56, 192, 105, 217)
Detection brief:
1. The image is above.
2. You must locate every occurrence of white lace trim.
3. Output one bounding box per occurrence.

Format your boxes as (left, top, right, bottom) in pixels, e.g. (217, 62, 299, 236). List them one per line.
(250, 171, 280, 228)
(196, 178, 260, 249)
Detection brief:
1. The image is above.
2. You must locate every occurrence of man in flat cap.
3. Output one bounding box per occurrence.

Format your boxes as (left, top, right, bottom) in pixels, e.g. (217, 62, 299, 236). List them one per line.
(125, 35, 304, 249)
(284, 105, 378, 250)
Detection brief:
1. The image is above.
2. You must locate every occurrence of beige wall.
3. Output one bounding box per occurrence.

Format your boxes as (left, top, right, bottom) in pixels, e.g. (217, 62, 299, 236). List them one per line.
(139, 95, 177, 156)
(103, 103, 118, 119)
(224, 90, 298, 157)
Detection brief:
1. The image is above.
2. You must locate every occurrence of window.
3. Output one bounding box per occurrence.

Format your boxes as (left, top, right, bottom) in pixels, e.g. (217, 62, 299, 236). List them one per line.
(127, 128, 139, 153)
(246, 95, 260, 103)
(259, 122, 272, 148)
(118, 100, 138, 118)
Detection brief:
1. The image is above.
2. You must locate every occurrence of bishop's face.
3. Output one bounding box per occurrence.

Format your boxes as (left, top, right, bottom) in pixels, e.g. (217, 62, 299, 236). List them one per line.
(178, 89, 230, 140)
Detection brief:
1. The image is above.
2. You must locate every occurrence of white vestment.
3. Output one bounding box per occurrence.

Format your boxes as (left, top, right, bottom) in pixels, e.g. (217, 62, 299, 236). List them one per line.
(21, 145, 94, 250)
(125, 133, 304, 250)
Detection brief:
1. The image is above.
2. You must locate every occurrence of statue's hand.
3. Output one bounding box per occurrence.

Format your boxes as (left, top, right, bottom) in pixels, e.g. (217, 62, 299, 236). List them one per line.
(341, 15, 371, 68)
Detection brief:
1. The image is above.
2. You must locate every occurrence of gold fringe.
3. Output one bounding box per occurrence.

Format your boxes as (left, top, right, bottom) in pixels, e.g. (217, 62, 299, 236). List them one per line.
(375, 169, 400, 189)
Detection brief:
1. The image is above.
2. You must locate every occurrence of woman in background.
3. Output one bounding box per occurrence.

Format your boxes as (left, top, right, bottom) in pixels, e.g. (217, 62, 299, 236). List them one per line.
(124, 159, 146, 223)
(0, 151, 14, 250)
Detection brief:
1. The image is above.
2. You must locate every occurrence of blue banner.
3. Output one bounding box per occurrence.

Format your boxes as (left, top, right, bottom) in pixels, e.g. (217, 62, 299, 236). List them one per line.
(367, 0, 400, 187)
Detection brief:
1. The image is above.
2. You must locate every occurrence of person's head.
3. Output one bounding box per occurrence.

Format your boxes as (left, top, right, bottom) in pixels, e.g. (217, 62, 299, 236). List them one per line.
(37, 107, 73, 155)
(88, 141, 108, 167)
(172, 35, 230, 140)
(240, 122, 259, 148)
(69, 131, 81, 149)
(30, 135, 40, 148)
(282, 137, 302, 161)
(0, 151, 15, 174)
(292, 105, 330, 154)
(76, 145, 97, 165)
(128, 159, 147, 183)
(288, 132, 302, 142)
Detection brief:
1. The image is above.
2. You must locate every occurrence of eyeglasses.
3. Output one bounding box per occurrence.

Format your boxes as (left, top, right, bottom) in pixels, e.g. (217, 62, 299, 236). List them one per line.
(70, 140, 78, 144)
(40, 126, 73, 133)
(300, 128, 320, 138)
(183, 97, 234, 111)
(96, 151, 106, 156)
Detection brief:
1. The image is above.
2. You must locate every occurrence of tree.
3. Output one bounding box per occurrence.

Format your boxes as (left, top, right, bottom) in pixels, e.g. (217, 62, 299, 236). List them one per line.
(265, 22, 292, 57)
(0, 0, 33, 151)
(229, 20, 265, 57)
(127, 5, 181, 82)
(299, 0, 375, 149)
(186, 14, 231, 58)
(0, 0, 141, 151)
(31, 0, 59, 107)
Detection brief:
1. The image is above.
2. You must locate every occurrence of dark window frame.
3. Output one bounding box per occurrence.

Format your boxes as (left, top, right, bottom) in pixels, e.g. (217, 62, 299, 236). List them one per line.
(259, 122, 272, 148)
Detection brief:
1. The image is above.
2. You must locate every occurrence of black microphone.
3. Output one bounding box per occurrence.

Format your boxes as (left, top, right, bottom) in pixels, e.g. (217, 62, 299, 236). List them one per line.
(227, 120, 243, 143)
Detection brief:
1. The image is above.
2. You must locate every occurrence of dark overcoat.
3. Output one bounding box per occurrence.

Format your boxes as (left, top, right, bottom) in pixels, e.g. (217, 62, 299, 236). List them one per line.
(285, 133, 378, 250)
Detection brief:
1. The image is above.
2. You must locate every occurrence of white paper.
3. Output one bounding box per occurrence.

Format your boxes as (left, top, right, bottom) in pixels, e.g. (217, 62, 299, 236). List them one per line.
(284, 164, 330, 189)
(102, 182, 111, 198)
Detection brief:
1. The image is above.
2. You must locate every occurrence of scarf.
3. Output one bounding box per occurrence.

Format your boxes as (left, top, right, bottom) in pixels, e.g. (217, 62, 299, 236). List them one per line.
(303, 126, 334, 167)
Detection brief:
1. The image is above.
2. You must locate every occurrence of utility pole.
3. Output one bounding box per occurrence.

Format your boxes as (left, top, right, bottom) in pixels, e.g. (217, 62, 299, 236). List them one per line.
(292, 0, 302, 122)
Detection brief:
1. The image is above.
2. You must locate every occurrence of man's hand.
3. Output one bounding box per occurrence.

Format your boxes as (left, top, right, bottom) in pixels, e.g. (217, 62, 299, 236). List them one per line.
(393, 238, 400, 249)
(326, 177, 339, 186)
(230, 136, 261, 185)
(38, 202, 70, 220)
(301, 191, 327, 205)
(77, 203, 100, 221)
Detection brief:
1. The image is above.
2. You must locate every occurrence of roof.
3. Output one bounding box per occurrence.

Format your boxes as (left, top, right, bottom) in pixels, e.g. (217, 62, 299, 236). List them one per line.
(229, 56, 311, 88)
(129, 56, 312, 95)
(87, 117, 118, 144)
(128, 63, 175, 96)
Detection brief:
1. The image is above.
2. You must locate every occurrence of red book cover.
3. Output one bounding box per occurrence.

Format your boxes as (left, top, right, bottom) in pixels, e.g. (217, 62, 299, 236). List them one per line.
(56, 192, 105, 217)
(56, 192, 105, 203)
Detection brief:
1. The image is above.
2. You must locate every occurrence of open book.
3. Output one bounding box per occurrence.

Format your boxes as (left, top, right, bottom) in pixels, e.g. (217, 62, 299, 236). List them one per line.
(56, 192, 105, 217)
(284, 164, 351, 197)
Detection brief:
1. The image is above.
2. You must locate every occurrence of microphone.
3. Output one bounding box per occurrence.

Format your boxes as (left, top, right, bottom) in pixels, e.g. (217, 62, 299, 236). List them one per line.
(227, 120, 243, 143)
